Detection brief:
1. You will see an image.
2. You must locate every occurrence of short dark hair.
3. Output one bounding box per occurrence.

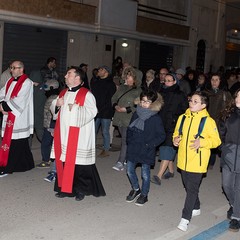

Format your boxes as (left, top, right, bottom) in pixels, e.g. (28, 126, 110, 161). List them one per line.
(47, 57, 56, 64)
(69, 67, 85, 81)
(191, 91, 209, 107)
(140, 90, 158, 102)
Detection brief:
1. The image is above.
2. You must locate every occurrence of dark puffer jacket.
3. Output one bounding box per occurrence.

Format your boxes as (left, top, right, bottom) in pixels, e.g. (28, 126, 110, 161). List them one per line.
(218, 107, 240, 172)
(126, 95, 166, 166)
(159, 84, 188, 146)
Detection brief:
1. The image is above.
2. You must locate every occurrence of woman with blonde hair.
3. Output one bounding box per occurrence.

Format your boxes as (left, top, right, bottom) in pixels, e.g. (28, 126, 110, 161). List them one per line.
(112, 67, 142, 171)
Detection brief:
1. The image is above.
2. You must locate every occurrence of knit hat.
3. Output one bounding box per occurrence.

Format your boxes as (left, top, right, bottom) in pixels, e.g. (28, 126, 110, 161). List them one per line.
(98, 65, 111, 74)
(175, 68, 185, 76)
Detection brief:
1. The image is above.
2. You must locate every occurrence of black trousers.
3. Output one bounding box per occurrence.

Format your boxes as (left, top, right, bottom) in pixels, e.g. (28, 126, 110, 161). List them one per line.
(181, 170, 203, 221)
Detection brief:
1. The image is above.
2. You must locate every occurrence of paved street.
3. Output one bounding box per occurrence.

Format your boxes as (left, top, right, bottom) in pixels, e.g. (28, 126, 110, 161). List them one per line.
(1, 134, 239, 240)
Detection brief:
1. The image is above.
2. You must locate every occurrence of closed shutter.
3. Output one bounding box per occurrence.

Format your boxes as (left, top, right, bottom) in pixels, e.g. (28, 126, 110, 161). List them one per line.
(139, 41, 173, 75)
(2, 23, 67, 76)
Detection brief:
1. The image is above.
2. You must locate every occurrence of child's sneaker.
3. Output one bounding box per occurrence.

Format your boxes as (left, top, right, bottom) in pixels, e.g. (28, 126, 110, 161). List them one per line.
(192, 209, 201, 217)
(44, 172, 56, 182)
(37, 161, 51, 168)
(177, 218, 189, 231)
(112, 162, 125, 171)
(135, 194, 148, 206)
(126, 189, 141, 203)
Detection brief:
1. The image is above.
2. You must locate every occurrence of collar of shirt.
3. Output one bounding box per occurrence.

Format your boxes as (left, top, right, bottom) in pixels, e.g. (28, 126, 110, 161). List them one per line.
(68, 84, 82, 92)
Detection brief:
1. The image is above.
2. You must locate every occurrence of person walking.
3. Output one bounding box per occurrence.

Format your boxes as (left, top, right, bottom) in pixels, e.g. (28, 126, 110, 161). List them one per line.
(51, 67, 105, 201)
(151, 73, 188, 185)
(0, 60, 34, 177)
(111, 66, 142, 171)
(91, 65, 116, 158)
(173, 91, 221, 231)
(126, 90, 165, 206)
(218, 88, 240, 232)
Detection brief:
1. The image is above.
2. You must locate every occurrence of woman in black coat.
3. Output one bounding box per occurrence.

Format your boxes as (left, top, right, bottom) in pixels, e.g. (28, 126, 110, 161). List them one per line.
(218, 88, 240, 231)
(151, 73, 188, 185)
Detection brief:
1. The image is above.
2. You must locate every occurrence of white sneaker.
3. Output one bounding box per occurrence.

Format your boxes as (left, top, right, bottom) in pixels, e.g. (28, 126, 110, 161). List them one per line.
(0, 172, 8, 178)
(112, 162, 125, 171)
(177, 218, 189, 232)
(192, 209, 201, 217)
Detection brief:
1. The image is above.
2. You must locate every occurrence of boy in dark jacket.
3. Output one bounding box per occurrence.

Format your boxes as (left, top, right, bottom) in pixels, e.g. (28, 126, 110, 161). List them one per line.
(125, 90, 165, 206)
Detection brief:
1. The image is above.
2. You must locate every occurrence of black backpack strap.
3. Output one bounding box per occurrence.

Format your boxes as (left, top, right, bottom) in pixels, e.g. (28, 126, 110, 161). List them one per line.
(178, 115, 186, 136)
(195, 116, 207, 139)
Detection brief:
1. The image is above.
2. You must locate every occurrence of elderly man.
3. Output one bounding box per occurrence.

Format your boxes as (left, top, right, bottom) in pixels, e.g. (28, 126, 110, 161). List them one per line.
(51, 67, 105, 201)
(0, 60, 34, 177)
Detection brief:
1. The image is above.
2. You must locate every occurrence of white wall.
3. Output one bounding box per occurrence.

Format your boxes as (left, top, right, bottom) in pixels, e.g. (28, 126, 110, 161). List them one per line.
(67, 31, 114, 73)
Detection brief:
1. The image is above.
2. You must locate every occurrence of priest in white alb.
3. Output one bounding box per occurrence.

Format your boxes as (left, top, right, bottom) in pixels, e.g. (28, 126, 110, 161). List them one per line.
(0, 60, 34, 177)
(51, 67, 106, 201)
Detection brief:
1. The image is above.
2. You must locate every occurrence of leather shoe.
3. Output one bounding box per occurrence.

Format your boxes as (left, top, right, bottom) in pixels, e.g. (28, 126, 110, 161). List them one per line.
(75, 193, 85, 201)
(55, 192, 66, 198)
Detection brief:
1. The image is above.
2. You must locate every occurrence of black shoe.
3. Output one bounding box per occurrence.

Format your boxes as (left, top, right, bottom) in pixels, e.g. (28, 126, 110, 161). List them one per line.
(135, 194, 148, 206)
(55, 192, 66, 198)
(75, 193, 85, 201)
(151, 175, 161, 185)
(163, 172, 174, 179)
(229, 219, 240, 232)
(227, 206, 233, 220)
(126, 189, 141, 203)
(55, 192, 75, 198)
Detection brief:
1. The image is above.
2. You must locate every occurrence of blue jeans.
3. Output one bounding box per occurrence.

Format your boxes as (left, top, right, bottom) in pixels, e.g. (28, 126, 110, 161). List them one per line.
(127, 161, 151, 196)
(95, 118, 111, 151)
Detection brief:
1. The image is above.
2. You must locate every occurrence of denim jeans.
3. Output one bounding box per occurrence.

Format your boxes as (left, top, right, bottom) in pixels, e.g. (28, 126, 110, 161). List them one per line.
(41, 128, 53, 162)
(127, 161, 151, 196)
(95, 118, 111, 151)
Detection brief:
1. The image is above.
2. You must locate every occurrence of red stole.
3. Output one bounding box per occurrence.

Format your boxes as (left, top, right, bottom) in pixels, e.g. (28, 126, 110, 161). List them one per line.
(54, 87, 89, 193)
(0, 74, 28, 167)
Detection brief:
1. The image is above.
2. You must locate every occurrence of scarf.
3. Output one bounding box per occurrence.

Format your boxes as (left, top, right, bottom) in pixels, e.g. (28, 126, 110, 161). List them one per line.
(129, 105, 157, 131)
(0, 74, 28, 167)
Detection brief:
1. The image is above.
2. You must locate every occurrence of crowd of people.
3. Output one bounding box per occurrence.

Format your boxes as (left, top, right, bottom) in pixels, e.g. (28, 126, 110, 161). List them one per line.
(0, 56, 240, 233)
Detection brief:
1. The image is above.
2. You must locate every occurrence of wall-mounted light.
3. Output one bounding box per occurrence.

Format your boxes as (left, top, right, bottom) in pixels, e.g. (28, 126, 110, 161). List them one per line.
(122, 41, 128, 48)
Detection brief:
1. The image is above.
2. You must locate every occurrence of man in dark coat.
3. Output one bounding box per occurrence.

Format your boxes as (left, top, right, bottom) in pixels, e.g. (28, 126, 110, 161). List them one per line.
(91, 65, 116, 158)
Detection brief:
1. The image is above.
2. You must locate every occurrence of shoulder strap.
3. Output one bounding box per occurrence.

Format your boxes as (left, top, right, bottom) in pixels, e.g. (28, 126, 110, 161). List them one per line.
(178, 115, 186, 136)
(116, 87, 135, 104)
(195, 116, 207, 139)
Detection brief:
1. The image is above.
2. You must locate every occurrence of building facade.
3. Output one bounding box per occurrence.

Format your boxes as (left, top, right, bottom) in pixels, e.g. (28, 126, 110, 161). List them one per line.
(0, 0, 236, 75)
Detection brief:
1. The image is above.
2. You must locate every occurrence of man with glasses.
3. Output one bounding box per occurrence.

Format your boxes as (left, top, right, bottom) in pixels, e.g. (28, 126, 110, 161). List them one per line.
(158, 67, 169, 91)
(0, 61, 34, 177)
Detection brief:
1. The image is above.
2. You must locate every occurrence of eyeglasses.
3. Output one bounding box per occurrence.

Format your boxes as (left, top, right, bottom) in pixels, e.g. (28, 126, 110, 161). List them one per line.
(188, 99, 201, 105)
(10, 66, 22, 70)
(140, 100, 152, 104)
(164, 79, 174, 83)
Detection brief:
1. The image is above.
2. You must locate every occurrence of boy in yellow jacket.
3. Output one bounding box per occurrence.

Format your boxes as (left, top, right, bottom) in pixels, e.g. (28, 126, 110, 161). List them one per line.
(173, 91, 221, 231)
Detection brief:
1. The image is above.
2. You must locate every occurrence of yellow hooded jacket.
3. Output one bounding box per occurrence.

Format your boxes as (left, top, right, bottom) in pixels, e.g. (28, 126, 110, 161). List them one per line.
(173, 108, 221, 173)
